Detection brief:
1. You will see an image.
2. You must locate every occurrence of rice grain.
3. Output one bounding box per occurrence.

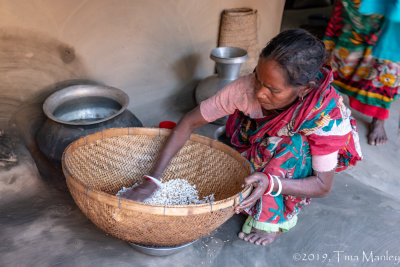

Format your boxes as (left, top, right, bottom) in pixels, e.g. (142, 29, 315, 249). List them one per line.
(116, 178, 215, 205)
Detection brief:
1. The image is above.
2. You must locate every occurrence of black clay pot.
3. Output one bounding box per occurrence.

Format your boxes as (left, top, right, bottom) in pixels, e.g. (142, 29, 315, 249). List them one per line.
(36, 84, 142, 166)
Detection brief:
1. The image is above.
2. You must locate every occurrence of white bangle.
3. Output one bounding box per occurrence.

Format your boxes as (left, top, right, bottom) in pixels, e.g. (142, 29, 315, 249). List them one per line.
(144, 175, 163, 188)
(264, 173, 274, 196)
(270, 176, 282, 197)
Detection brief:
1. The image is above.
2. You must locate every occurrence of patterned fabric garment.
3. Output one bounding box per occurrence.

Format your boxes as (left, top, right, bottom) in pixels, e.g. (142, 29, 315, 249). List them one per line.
(225, 66, 362, 224)
(324, 0, 400, 120)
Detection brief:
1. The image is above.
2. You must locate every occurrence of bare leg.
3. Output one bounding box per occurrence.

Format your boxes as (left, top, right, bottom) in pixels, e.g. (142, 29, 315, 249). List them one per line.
(368, 118, 388, 146)
(238, 227, 281, 246)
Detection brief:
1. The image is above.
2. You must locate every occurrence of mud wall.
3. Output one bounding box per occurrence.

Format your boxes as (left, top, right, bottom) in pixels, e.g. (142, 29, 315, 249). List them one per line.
(0, 0, 284, 128)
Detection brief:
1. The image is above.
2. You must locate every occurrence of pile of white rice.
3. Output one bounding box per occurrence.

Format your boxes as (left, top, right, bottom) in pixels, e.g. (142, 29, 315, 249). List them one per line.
(116, 178, 214, 205)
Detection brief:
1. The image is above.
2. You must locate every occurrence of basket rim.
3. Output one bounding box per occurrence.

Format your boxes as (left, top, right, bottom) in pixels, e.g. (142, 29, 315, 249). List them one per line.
(62, 127, 254, 216)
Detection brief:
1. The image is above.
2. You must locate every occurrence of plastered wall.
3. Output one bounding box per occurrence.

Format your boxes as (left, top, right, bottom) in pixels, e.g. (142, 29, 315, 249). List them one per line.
(0, 0, 284, 128)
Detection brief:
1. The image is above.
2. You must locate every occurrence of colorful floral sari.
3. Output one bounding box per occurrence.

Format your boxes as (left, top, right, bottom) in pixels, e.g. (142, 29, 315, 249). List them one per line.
(324, 0, 400, 120)
(225, 66, 362, 226)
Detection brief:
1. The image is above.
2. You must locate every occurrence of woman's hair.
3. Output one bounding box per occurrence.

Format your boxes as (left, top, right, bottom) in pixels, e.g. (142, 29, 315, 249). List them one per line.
(260, 29, 326, 87)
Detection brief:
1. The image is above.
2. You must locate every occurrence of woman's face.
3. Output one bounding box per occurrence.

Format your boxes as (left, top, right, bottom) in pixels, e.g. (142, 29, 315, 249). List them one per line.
(254, 58, 304, 111)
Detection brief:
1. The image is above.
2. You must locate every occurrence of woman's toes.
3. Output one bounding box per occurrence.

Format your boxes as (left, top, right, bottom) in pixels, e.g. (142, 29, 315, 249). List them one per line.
(244, 233, 254, 242)
(261, 237, 274, 246)
(238, 232, 246, 239)
(378, 137, 386, 145)
(254, 237, 267, 245)
(368, 118, 387, 146)
(368, 139, 375, 145)
(261, 240, 270, 246)
(248, 234, 259, 243)
(382, 137, 388, 145)
(239, 227, 281, 245)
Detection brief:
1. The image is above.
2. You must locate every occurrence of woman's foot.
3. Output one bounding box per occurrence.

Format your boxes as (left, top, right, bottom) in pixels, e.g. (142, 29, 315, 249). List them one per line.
(368, 118, 388, 146)
(238, 228, 281, 246)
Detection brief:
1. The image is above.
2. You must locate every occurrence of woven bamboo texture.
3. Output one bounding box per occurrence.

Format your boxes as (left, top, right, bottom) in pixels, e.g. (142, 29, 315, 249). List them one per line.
(218, 8, 260, 75)
(62, 127, 253, 246)
(219, 8, 259, 75)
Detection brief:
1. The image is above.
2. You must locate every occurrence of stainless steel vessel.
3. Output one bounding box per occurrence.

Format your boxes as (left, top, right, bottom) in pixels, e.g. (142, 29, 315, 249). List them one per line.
(129, 239, 198, 256)
(36, 84, 142, 165)
(195, 47, 248, 125)
(195, 46, 248, 105)
(42, 84, 130, 126)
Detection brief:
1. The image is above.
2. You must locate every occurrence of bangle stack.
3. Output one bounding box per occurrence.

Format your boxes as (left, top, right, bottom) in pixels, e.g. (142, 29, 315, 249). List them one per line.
(264, 174, 274, 195)
(144, 175, 163, 188)
(263, 174, 282, 196)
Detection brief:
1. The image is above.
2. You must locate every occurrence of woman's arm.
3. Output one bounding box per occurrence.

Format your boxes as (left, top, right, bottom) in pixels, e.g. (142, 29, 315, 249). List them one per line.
(122, 106, 208, 201)
(235, 170, 335, 213)
(150, 106, 209, 178)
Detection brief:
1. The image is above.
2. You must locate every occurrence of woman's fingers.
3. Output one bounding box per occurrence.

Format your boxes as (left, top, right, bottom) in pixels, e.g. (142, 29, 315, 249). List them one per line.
(235, 186, 265, 213)
(241, 188, 264, 206)
(243, 174, 262, 186)
(235, 172, 270, 213)
(123, 181, 158, 202)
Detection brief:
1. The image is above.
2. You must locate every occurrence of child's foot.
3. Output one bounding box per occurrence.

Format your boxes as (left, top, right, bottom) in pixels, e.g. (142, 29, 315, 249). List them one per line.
(238, 228, 281, 246)
(368, 118, 388, 146)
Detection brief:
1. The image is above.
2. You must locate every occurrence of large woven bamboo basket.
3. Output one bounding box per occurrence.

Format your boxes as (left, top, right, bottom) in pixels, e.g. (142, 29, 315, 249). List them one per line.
(62, 127, 253, 247)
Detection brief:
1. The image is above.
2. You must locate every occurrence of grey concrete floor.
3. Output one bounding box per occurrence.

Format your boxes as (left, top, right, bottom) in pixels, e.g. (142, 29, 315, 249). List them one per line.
(1, 99, 400, 267)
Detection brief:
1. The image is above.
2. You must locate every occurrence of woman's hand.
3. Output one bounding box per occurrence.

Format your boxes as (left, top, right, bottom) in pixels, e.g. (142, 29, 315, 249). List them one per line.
(235, 172, 270, 214)
(119, 180, 159, 202)
(120, 106, 208, 203)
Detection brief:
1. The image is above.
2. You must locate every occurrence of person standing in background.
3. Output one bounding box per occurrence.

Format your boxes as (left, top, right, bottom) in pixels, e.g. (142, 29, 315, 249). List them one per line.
(324, 0, 400, 145)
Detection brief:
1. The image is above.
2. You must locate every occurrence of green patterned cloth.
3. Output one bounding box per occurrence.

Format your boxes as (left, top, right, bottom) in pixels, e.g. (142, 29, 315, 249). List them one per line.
(242, 215, 298, 234)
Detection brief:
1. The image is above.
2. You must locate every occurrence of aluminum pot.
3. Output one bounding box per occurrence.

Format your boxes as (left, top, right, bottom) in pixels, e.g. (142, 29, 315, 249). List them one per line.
(128, 240, 198, 256)
(195, 47, 248, 125)
(36, 84, 142, 165)
(195, 47, 248, 104)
